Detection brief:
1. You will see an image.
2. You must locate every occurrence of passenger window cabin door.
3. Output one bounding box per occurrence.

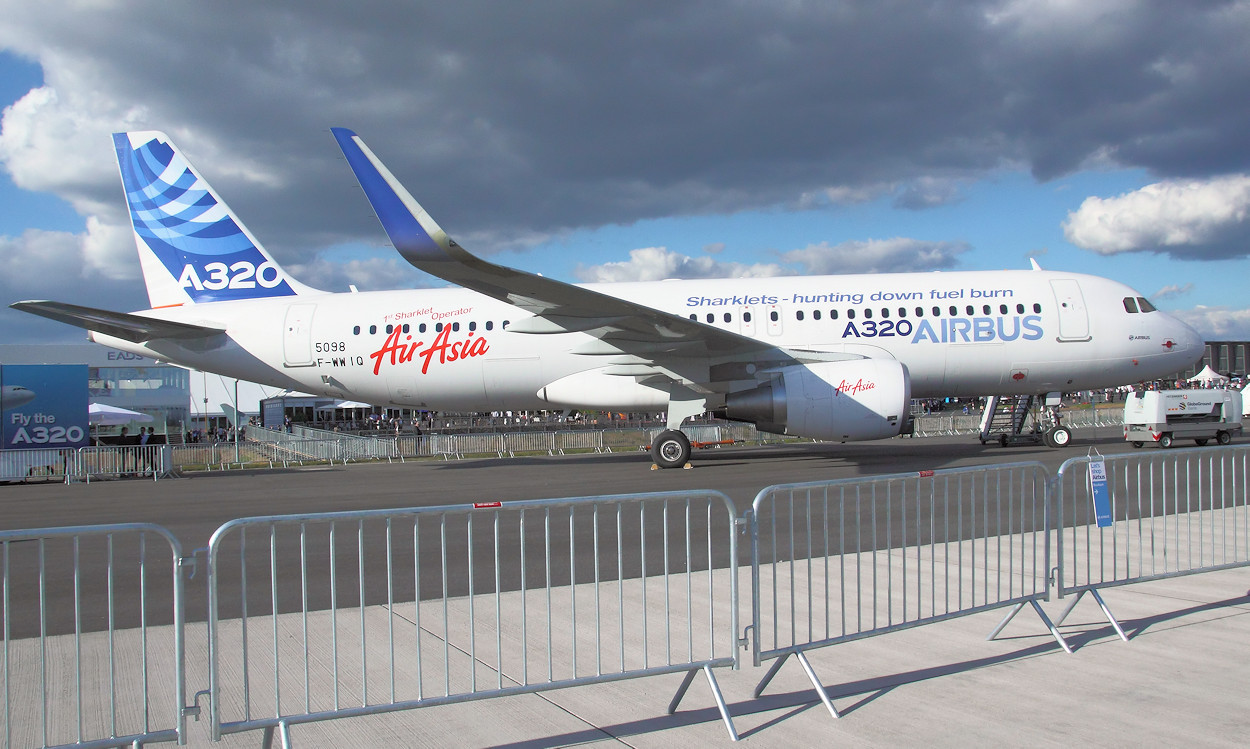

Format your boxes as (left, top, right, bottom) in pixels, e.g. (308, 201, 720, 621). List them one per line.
(283, 303, 317, 367)
(1049, 279, 1090, 341)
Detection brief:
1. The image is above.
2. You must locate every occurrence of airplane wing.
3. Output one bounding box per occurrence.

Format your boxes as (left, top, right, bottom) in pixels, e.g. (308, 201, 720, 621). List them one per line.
(10, 300, 226, 343)
(330, 128, 857, 383)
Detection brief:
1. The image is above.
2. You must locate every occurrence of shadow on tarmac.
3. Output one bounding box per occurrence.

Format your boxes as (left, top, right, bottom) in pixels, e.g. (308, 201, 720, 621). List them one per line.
(490, 590, 1250, 747)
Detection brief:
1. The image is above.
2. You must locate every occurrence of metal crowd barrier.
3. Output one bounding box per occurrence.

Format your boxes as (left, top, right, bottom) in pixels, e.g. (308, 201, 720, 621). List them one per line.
(746, 462, 1067, 718)
(75, 445, 172, 483)
(502, 431, 557, 456)
(395, 434, 434, 457)
(555, 430, 609, 453)
(1, 446, 173, 484)
(909, 409, 1123, 438)
(205, 491, 742, 745)
(432, 433, 507, 459)
(0, 448, 74, 482)
(0, 524, 189, 748)
(9, 448, 1250, 744)
(1054, 446, 1250, 639)
(910, 414, 983, 437)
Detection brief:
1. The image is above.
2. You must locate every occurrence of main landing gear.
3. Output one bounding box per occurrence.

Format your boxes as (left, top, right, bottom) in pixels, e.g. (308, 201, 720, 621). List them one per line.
(651, 429, 692, 470)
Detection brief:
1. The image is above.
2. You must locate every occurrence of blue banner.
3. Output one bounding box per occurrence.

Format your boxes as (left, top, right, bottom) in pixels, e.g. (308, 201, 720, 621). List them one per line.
(1088, 459, 1113, 528)
(1, 365, 89, 450)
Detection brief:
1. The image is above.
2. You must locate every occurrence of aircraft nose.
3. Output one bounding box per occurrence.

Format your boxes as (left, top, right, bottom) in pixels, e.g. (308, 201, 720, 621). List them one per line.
(1162, 315, 1205, 364)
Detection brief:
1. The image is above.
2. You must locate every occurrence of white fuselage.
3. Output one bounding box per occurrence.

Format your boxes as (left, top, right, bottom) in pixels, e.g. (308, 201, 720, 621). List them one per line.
(91, 269, 1205, 411)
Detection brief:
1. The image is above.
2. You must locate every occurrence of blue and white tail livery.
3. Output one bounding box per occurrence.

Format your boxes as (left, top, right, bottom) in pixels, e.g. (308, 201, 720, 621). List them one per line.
(112, 131, 317, 308)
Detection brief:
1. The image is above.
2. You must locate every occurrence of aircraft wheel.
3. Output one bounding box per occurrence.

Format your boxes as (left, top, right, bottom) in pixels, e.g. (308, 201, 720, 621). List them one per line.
(1132, 441, 1144, 448)
(1217, 430, 1232, 445)
(1195, 438, 1209, 446)
(1047, 426, 1072, 448)
(998, 434, 1009, 447)
(1159, 433, 1174, 448)
(651, 430, 691, 469)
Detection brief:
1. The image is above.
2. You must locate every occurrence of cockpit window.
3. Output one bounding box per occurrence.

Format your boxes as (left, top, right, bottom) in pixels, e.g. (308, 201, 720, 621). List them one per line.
(1123, 297, 1139, 313)
(1137, 297, 1157, 312)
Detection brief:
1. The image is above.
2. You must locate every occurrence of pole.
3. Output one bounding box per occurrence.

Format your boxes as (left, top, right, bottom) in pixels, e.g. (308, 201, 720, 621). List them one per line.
(201, 370, 207, 441)
(234, 378, 240, 464)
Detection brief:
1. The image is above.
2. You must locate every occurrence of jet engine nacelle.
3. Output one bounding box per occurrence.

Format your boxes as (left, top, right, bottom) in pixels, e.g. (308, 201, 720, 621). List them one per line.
(717, 359, 912, 442)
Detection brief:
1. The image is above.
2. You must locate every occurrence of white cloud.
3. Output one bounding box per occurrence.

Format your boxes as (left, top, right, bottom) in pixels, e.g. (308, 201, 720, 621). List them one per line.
(0, 228, 85, 284)
(80, 215, 138, 280)
(0, 85, 137, 201)
(1151, 283, 1193, 301)
(575, 238, 970, 282)
(1172, 306, 1250, 341)
(781, 238, 970, 275)
(288, 255, 434, 293)
(893, 177, 965, 210)
(574, 247, 786, 283)
(0, 227, 149, 342)
(1063, 175, 1250, 259)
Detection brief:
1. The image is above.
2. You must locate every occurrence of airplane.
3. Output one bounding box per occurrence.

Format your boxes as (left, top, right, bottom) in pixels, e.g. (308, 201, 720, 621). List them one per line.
(11, 129, 1205, 468)
(0, 385, 36, 411)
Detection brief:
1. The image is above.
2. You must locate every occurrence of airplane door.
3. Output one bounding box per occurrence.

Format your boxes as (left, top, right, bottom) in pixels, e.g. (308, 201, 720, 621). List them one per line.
(283, 303, 317, 367)
(1049, 279, 1090, 341)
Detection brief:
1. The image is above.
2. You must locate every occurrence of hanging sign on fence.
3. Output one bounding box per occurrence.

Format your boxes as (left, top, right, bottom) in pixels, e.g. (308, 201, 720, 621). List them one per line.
(1088, 459, 1113, 527)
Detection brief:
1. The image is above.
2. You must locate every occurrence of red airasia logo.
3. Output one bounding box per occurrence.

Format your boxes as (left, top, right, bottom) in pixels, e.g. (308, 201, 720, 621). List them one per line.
(369, 325, 489, 375)
(835, 378, 876, 396)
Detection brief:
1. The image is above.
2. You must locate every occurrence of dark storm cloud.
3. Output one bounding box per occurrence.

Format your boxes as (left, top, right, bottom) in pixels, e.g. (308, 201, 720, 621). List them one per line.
(2, 0, 1249, 259)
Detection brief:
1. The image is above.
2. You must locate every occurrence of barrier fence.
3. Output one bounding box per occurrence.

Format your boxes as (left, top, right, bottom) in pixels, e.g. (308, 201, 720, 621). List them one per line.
(1053, 446, 1250, 639)
(5, 447, 1250, 746)
(0, 449, 74, 483)
(909, 408, 1123, 438)
(0, 524, 188, 748)
(746, 462, 1066, 717)
(1, 408, 1131, 483)
(204, 491, 742, 744)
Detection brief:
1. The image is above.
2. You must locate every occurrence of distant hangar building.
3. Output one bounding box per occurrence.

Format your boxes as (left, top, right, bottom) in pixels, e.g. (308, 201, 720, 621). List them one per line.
(0, 344, 283, 440)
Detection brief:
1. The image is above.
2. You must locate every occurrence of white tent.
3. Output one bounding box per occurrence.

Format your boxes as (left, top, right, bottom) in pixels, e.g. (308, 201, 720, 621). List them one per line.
(88, 403, 155, 425)
(1188, 365, 1229, 383)
(315, 400, 374, 411)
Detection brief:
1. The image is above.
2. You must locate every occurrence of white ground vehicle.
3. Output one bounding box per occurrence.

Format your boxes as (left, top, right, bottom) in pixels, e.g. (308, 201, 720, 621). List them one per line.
(1123, 389, 1243, 448)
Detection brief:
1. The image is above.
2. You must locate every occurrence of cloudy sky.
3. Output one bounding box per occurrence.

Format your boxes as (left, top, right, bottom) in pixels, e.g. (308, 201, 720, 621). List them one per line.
(2, 0, 1250, 345)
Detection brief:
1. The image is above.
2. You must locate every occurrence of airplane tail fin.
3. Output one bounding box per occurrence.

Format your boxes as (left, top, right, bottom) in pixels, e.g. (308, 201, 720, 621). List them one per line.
(112, 131, 319, 308)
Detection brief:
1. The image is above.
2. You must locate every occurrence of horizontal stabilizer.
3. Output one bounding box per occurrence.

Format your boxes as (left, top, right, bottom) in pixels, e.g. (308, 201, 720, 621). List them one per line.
(10, 300, 225, 343)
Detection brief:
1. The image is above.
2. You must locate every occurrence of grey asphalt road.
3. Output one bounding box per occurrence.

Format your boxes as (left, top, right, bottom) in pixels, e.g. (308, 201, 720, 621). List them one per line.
(0, 430, 1155, 637)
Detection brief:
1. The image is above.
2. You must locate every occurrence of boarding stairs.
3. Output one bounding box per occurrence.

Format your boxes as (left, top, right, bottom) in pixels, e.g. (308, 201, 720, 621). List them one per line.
(979, 395, 1044, 446)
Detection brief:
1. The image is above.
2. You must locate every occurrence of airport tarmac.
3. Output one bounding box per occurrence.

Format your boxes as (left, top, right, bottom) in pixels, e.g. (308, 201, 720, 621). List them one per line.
(0, 430, 1197, 634)
(204, 565, 1249, 748)
(2, 430, 1134, 634)
(3, 429, 1249, 746)
(0, 428, 1142, 540)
